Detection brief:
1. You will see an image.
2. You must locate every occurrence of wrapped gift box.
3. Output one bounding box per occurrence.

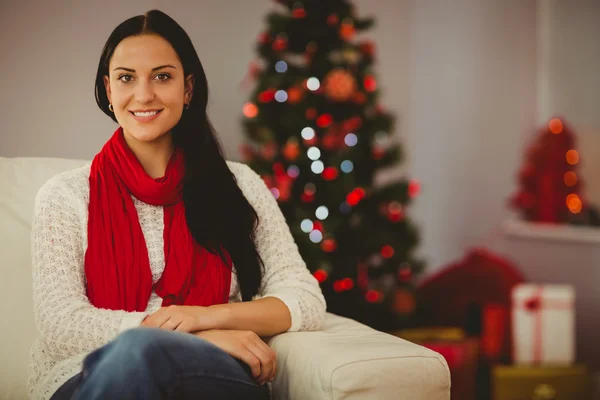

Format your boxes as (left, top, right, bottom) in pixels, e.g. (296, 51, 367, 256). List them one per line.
(392, 327, 479, 400)
(511, 284, 575, 365)
(492, 364, 591, 400)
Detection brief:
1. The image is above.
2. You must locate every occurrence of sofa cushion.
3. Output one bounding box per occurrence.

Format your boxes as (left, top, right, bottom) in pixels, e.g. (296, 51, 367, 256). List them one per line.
(0, 157, 89, 400)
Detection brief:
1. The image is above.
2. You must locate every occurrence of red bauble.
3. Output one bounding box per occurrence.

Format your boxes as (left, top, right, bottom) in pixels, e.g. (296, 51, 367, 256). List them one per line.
(305, 108, 318, 120)
(258, 88, 276, 103)
(323, 69, 357, 102)
(313, 269, 328, 283)
(292, 8, 306, 18)
(363, 75, 377, 92)
(321, 238, 337, 252)
(316, 114, 333, 128)
(327, 14, 339, 26)
(272, 36, 288, 52)
(322, 167, 339, 181)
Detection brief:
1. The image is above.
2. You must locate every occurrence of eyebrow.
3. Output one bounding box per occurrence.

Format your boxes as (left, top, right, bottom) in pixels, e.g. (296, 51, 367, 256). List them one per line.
(112, 65, 177, 72)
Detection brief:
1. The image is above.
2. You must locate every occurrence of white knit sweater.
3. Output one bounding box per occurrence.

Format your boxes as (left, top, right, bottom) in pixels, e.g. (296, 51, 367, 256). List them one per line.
(28, 160, 326, 400)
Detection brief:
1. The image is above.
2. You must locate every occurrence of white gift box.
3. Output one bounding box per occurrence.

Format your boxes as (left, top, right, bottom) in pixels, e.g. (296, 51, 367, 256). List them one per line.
(511, 284, 575, 365)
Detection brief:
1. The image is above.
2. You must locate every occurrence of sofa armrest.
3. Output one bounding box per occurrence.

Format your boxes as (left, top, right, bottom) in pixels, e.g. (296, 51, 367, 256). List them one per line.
(268, 312, 450, 400)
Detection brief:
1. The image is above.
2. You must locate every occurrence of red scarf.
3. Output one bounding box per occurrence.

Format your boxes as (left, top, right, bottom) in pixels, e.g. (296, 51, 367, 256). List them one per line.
(84, 127, 232, 311)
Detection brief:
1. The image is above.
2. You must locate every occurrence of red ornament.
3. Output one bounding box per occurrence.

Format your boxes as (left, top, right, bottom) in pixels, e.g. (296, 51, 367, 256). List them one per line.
(272, 162, 285, 176)
(312, 221, 323, 232)
(258, 88, 276, 103)
(287, 86, 304, 104)
(365, 290, 384, 303)
(313, 269, 328, 283)
(292, 8, 306, 18)
(346, 191, 361, 206)
(357, 263, 369, 289)
(408, 180, 421, 198)
(359, 41, 376, 56)
(283, 140, 300, 161)
(323, 69, 357, 102)
(258, 32, 271, 44)
(340, 21, 355, 41)
(372, 147, 385, 160)
(327, 14, 339, 26)
(321, 238, 337, 253)
(363, 75, 377, 92)
(301, 192, 315, 203)
(398, 267, 412, 283)
(333, 278, 353, 293)
(381, 245, 395, 259)
(272, 36, 288, 52)
(316, 114, 333, 128)
(322, 167, 339, 181)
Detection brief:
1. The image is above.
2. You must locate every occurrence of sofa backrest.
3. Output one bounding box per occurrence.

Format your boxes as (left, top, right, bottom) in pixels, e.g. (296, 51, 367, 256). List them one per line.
(0, 156, 89, 399)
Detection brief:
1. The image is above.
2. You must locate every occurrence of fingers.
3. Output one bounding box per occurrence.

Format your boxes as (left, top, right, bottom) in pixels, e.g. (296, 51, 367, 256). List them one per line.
(160, 318, 181, 331)
(143, 308, 170, 328)
(237, 349, 262, 380)
(246, 340, 276, 385)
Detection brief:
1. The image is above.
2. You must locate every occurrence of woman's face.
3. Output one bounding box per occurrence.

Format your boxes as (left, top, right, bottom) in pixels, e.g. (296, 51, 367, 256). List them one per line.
(104, 34, 193, 144)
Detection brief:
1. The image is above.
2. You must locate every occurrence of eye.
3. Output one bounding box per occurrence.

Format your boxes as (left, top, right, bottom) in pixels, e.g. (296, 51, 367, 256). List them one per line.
(155, 73, 171, 81)
(118, 74, 133, 83)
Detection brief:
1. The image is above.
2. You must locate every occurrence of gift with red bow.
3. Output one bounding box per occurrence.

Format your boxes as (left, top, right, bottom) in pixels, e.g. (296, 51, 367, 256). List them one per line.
(511, 284, 575, 365)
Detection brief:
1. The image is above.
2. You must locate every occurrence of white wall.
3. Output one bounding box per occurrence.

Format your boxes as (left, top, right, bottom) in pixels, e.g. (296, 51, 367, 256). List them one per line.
(407, 0, 538, 270)
(0, 0, 538, 274)
(537, 0, 600, 206)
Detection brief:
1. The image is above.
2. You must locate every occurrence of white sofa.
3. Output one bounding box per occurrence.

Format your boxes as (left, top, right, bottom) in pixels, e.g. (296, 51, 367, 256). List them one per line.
(0, 156, 450, 400)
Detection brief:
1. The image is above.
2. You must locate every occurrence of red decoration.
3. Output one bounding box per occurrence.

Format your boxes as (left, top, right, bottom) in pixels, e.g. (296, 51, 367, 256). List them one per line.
(312, 221, 323, 232)
(258, 32, 271, 44)
(398, 267, 412, 283)
(365, 290, 384, 303)
(346, 188, 365, 206)
(363, 75, 377, 92)
(287, 86, 304, 104)
(321, 238, 338, 252)
(509, 118, 587, 223)
(322, 167, 339, 181)
(327, 14, 339, 26)
(258, 88, 276, 103)
(316, 114, 333, 128)
(357, 263, 369, 289)
(243, 103, 258, 118)
(272, 36, 288, 52)
(313, 269, 328, 283)
(333, 278, 354, 293)
(291, 7, 306, 19)
(372, 147, 385, 160)
(340, 21, 355, 41)
(381, 245, 394, 259)
(323, 69, 357, 102)
(408, 180, 421, 198)
(283, 140, 300, 161)
(359, 41, 376, 57)
(301, 192, 315, 203)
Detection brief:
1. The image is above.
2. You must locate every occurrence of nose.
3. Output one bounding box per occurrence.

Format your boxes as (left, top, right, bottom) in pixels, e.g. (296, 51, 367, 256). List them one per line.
(134, 79, 155, 104)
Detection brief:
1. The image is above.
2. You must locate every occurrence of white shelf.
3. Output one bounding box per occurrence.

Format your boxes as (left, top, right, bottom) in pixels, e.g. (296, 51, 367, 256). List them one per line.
(502, 219, 600, 245)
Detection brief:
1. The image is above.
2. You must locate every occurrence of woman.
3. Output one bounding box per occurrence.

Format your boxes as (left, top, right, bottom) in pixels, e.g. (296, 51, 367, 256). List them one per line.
(28, 9, 326, 400)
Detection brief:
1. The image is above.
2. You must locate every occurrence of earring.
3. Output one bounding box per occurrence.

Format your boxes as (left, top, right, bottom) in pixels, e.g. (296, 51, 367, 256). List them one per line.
(108, 104, 114, 112)
(184, 103, 190, 110)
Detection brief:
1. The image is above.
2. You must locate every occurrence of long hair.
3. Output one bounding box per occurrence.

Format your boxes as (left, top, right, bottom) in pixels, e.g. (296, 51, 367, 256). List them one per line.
(94, 9, 264, 301)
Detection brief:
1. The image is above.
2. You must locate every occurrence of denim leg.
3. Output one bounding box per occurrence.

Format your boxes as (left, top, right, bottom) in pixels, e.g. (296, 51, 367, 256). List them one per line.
(66, 328, 269, 400)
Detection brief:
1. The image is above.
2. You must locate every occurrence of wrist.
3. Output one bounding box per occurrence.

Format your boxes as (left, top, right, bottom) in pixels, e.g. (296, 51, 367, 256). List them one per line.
(207, 304, 232, 330)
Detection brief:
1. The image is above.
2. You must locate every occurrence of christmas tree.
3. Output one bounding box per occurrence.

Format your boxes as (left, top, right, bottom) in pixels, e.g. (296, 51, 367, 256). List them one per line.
(510, 117, 598, 225)
(239, 0, 424, 331)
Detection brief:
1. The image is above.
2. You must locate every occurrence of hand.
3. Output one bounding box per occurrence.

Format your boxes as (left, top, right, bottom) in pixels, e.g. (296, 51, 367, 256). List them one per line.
(195, 329, 276, 386)
(141, 305, 221, 333)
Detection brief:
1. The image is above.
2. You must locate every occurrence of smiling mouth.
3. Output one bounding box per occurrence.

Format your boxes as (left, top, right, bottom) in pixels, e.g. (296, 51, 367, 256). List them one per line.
(130, 110, 163, 117)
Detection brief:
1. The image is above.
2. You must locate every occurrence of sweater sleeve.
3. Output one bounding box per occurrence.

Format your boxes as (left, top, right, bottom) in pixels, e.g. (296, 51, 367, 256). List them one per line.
(238, 164, 327, 332)
(31, 175, 146, 359)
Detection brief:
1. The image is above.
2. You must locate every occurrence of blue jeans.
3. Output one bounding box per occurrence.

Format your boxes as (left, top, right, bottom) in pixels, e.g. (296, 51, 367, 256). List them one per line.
(50, 328, 270, 400)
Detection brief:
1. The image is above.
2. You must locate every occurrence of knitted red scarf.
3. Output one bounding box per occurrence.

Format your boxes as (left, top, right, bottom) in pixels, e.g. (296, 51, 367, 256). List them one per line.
(84, 127, 231, 311)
